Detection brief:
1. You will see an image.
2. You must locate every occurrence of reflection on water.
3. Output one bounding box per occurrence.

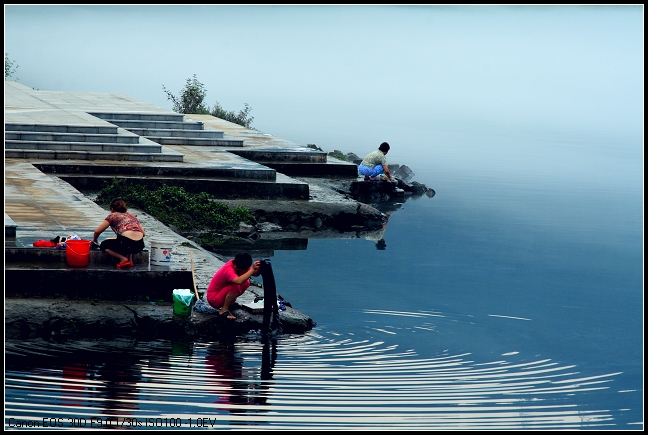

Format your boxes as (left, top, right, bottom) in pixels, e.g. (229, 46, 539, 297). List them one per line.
(205, 197, 408, 259)
(363, 210, 393, 251)
(5, 315, 626, 430)
(202, 339, 275, 413)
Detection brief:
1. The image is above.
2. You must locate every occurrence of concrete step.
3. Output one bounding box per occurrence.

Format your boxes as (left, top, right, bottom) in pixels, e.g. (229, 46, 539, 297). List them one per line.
(5, 148, 184, 162)
(261, 161, 359, 178)
(4, 265, 193, 302)
(5, 130, 140, 144)
(57, 173, 310, 200)
(5, 245, 157, 303)
(147, 136, 245, 147)
(125, 127, 224, 139)
(5, 122, 118, 135)
(6, 246, 149, 266)
(228, 147, 328, 163)
(33, 160, 276, 180)
(88, 111, 185, 123)
(206, 237, 309, 258)
(5, 140, 163, 154)
(226, 148, 359, 178)
(102, 119, 207, 131)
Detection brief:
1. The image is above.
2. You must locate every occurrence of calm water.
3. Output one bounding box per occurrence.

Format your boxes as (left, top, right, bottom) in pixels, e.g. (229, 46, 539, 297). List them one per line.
(5, 123, 643, 430)
(3, 5, 643, 429)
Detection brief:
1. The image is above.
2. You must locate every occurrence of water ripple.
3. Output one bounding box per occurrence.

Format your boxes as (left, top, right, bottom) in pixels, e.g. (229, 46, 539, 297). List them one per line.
(5, 326, 623, 429)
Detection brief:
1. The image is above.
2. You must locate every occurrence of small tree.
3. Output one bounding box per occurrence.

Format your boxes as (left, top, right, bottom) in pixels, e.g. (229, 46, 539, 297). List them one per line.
(5, 53, 18, 79)
(163, 74, 254, 127)
(211, 101, 254, 128)
(162, 74, 210, 114)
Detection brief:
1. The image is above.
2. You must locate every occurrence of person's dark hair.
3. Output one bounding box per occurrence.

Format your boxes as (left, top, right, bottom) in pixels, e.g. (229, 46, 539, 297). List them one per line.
(110, 198, 127, 213)
(234, 253, 253, 270)
(379, 142, 390, 152)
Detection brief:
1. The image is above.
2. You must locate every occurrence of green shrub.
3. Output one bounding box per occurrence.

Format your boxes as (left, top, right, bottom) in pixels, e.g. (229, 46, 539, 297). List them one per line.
(210, 101, 254, 128)
(327, 151, 346, 160)
(162, 74, 210, 115)
(94, 179, 255, 235)
(5, 53, 18, 79)
(162, 74, 254, 128)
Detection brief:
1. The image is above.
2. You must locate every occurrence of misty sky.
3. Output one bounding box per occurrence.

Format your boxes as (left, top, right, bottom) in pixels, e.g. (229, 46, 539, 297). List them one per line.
(4, 5, 644, 164)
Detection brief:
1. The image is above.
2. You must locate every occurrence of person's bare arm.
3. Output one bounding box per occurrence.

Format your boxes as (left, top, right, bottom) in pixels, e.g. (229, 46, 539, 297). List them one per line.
(92, 220, 110, 243)
(383, 164, 393, 179)
(231, 261, 262, 284)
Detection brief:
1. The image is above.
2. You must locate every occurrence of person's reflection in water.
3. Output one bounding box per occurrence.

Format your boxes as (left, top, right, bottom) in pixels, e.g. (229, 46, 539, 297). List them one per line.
(61, 363, 89, 408)
(205, 340, 247, 414)
(94, 357, 142, 420)
(205, 338, 277, 420)
(366, 211, 392, 250)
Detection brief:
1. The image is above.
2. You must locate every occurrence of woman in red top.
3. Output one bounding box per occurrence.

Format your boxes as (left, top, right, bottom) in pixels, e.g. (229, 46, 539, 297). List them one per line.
(207, 253, 261, 320)
(92, 198, 146, 269)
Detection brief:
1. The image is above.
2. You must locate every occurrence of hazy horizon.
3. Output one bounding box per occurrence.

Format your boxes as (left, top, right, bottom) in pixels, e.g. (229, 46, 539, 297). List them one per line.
(4, 5, 644, 172)
(3, 7, 644, 428)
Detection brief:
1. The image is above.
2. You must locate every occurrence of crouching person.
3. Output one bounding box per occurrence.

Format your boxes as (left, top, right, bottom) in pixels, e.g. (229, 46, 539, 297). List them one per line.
(358, 141, 395, 181)
(92, 198, 146, 269)
(206, 253, 261, 320)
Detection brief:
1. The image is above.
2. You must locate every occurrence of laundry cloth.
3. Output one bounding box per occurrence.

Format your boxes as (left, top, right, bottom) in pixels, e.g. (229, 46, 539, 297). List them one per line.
(193, 298, 220, 314)
(33, 240, 56, 247)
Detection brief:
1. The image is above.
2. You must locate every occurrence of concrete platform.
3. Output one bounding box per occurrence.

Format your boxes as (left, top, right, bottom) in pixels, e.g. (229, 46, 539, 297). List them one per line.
(3, 80, 368, 256)
(5, 244, 148, 264)
(5, 80, 357, 180)
(5, 160, 112, 235)
(3, 81, 366, 315)
(5, 264, 193, 301)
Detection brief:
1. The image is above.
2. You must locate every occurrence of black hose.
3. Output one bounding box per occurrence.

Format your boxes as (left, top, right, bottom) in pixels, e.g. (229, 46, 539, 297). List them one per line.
(259, 259, 280, 333)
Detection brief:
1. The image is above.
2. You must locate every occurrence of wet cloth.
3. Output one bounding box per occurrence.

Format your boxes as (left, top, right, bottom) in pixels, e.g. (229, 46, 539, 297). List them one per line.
(193, 298, 220, 314)
(33, 240, 56, 247)
(194, 298, 241, 315)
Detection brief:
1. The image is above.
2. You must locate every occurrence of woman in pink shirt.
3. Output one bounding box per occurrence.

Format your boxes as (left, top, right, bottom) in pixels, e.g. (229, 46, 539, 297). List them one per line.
(92, 198, 146, 269)
(207, 253, 261, 320)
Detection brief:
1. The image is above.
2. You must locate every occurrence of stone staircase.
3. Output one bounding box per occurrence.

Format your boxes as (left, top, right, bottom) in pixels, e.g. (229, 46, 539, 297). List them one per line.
(4, 119, 184, 162)
(30, 161, 310, 200)
(4, 79, 356, 202)
(4, 110, 246, 162)
(88, 112, 245, 147)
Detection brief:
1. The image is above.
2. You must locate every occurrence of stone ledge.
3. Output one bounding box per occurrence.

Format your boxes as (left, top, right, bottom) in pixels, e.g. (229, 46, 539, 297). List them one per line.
(4, 267, 194, 301)
(5, 246, 149, 265)
(5, 213, 17, 237)
(4, 297, 315, 341)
